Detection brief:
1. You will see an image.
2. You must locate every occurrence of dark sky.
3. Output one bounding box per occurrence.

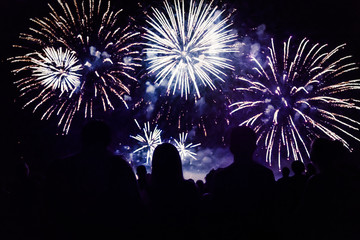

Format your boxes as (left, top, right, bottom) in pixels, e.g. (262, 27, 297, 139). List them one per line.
(1, 0, 360, 54)
(0, 0, 359, 173)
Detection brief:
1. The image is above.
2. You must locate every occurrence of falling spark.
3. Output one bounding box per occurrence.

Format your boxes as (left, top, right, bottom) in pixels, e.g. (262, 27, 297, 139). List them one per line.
(230, 37, 360, 170)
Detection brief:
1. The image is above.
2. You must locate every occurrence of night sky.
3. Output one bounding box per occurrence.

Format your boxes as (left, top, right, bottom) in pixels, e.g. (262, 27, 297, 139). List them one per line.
(1, 0, 360, 177)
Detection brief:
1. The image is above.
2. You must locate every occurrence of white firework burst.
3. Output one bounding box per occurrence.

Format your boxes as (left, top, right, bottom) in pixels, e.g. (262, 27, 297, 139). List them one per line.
(31, 47, 82, 93)
(143, 0, 237, 99)
(9, 0, 141, 134)
(131, 120, 163, 165)
(174, 132, 201, 163)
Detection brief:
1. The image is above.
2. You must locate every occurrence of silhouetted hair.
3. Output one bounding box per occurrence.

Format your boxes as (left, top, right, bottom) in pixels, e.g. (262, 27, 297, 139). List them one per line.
(310, 137, 336, 173)
(230, 126, 257, 157)
(151, 143, 184, 185)
(81, 120, 111, 148)
(281, 167, 290, 177)
(291, 161, 305, 175)
(136, 165, 147, 178)
(306, 162, 317, 176)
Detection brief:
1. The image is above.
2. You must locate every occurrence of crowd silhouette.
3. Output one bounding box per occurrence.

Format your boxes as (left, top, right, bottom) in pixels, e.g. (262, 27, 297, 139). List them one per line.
(1, 120, 360, 240)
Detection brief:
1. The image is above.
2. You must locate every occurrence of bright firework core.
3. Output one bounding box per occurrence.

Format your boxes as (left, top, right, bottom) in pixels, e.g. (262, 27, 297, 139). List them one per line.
(31, 47, 82, 93)
(143, 0, 237, 99)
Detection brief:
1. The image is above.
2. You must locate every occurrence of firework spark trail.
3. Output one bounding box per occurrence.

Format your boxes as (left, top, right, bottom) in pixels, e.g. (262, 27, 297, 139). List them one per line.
(174, 132, 201, 163)
(143, 0, 237, 99)
(130, 120, 162, 165)
(9, 0, 141, 134)
(230, 37, 360, 170)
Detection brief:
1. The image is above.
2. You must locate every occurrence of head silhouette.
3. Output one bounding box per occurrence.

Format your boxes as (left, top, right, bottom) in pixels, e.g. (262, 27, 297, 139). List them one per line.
(136, 165, 147, 179)
(230, 126, 257, 160)
(151, 143, 184, 185)
(332, 140, 348, 166)
(306, 162, 317, 177)
(281, 167, 290, 178)
(81, 120, 111, 150)
(291, 161, 305, 176)
(310, 138, 336, 173)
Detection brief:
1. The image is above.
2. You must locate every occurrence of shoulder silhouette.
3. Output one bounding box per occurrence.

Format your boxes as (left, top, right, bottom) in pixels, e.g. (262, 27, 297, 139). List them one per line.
(208, 126, 276, 239)
(45, 120, 142, 239)
(296, 138, 360, 239)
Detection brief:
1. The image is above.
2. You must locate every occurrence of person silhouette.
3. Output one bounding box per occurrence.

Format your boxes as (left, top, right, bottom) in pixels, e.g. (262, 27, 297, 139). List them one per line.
(305, 162, 317, 179)
(208, 126, 275, 239)
(290, 161, 307, 203)
(45, 120, 143, 239)
(195, 179, 205, 197)
(275, 166, 293, 237)
(279, 167, 290, 180)
(291, 161, 306, 176)
(276, 167, 291, 197)
(136, 165, 150, 191)
(147, 143, 199, 239)
(136, 164, 151, 206)
(3, 160, 44, 240)
(296, 138, 360, 240)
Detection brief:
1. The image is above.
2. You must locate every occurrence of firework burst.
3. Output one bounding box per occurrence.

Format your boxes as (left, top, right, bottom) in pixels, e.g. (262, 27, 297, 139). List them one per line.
(174, 132, 201, 163)
(9, 0, 141, 134)
(230, 37, 360, 170)
(143, 0, 237, 99)
(31, 47, 83, 93)
(130, 120, 162, 165)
